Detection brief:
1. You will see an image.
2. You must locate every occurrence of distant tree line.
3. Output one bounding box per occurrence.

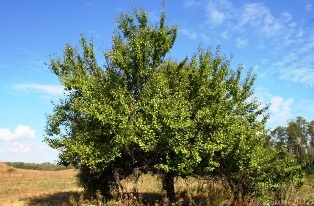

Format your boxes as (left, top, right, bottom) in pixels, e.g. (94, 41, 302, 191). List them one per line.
(269, 117, 314, 173)
(4, 162, 74, 171)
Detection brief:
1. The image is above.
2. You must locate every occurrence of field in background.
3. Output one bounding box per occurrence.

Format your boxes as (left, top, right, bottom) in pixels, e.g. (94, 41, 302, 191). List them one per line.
(0, 162, 81, 206)
(1, 162, 314, 205)
(4, 162, 74, 171)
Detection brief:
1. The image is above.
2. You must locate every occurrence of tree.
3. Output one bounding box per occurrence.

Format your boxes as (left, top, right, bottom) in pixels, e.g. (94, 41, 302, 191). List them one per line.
(45, 7, 178, 198)
(287, 117, 309, 164)
(142, 48, 271, 203)
(271, 117, 314, 168)
(308, 120, 314, 165)
(45, 6, 303, 203)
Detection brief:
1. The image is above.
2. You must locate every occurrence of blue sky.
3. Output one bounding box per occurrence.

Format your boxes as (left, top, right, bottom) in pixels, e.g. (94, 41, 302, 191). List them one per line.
(0, 0, 313, 163)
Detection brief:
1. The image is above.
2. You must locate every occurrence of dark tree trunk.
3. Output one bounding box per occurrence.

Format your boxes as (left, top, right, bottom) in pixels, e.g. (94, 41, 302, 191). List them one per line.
(162, 172, 176, 204)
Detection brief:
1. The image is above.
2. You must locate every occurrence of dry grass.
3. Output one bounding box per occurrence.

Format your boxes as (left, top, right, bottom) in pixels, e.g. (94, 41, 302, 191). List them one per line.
(0, 162, 227, 206)
(0, 162, 82, 206)
(1, 161, 314, 206)
(293, 174, 314, 204)
(121, 174, 231, 205)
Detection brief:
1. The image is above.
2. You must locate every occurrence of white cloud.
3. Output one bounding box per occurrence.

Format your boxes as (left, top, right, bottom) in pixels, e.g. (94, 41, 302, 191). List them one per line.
(180, 28, 197, 39)
(305, 3, 312, 12)
(239, 3, 284, 38)
(205, 0, 233, 27)
(187, 0, 314, 88)
(207, 8, 225, 25)
(200, 0, 309, 46)
(14, 84, 64, 96)
(7, 142, 30, 153)
(254, 89, 296, 128)
(235, 37, 248, 48)
(269, 96, 294, 126)
(272, 42, 314, 87)
(239, 3, 262, 26)
(279, 67, 314, 88)
(204, 1, 286, 38)
(34, 143, 59, 156)
(220, 31, 231, 40)
(0, 142, 59, 162)
(191, 1, 301, 45)
(280, 12, 292, 23)
(0, 125, 36, 142)
(202, 1, 299, 49)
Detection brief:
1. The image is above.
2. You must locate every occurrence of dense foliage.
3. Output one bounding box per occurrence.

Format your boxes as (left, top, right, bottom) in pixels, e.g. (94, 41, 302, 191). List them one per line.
(44, 7, 303, 204)
(270, 117, 314, 172)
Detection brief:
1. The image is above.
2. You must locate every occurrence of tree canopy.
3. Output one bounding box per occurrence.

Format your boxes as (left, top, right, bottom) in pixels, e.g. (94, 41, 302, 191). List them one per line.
(45, 7, 303, 204)
(270, 116, 314, 169)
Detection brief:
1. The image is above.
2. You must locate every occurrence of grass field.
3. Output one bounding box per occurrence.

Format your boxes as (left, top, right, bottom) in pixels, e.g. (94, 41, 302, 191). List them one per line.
(0, 162, 229, 205)
(1, 162, 314, 206)
(0, 162, 81, 206)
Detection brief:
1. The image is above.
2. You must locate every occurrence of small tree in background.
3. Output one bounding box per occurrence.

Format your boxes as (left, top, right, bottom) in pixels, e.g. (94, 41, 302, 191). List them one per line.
(271, 116, 314, 172)
(45, 6, 303, 204)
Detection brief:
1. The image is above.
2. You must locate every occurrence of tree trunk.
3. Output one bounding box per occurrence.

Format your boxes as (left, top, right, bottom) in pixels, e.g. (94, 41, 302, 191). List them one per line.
(162, 172, 176, 204)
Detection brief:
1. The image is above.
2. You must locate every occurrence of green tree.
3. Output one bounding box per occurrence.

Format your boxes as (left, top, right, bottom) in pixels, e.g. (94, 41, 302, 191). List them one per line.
(308, 120, 314, 165)
(286, 117, 309, 164)
(116, 46, 272, 202)
(270, 126, 287, 148)
(45, 7, 178, 198)
(45, 6, 304, 203)
(155, 49, 270, 203)
(252, 146, 303, 204)
(271, 117, 314, 170)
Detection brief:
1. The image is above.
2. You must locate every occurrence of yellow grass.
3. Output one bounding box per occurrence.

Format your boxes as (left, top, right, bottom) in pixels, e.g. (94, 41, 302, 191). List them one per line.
(0, 162, 227, 206)
(295, 174, 314, 203)
(1, 161, 314, 206)
(0, 162, 82, 206)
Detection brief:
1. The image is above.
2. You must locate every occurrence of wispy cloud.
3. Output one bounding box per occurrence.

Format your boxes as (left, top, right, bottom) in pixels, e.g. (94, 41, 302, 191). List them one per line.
(271, 34, 314, 87)
(279, 67, 314, 87)
(235, 37, 248, 48)
(270, 96, 293, 114)
(210, 1, 293, 40)
(0, 142, 58, 161)
(14, 84, 64, 96)
(6, 142, 31, 153)
(254, 88, 296, 128)
(0, 125, 36, 142)
(239, 3, 284, 38)
(183, 0, 201, 8)
(305, 3, 313, 12)
(34, 143, 59, 157)
(182, 0, 314, 88)
(180, 28, 197, 39)
(205, 0, 233, 27)
(220, 31, 231, 40)
(269, 96, 294, 126)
